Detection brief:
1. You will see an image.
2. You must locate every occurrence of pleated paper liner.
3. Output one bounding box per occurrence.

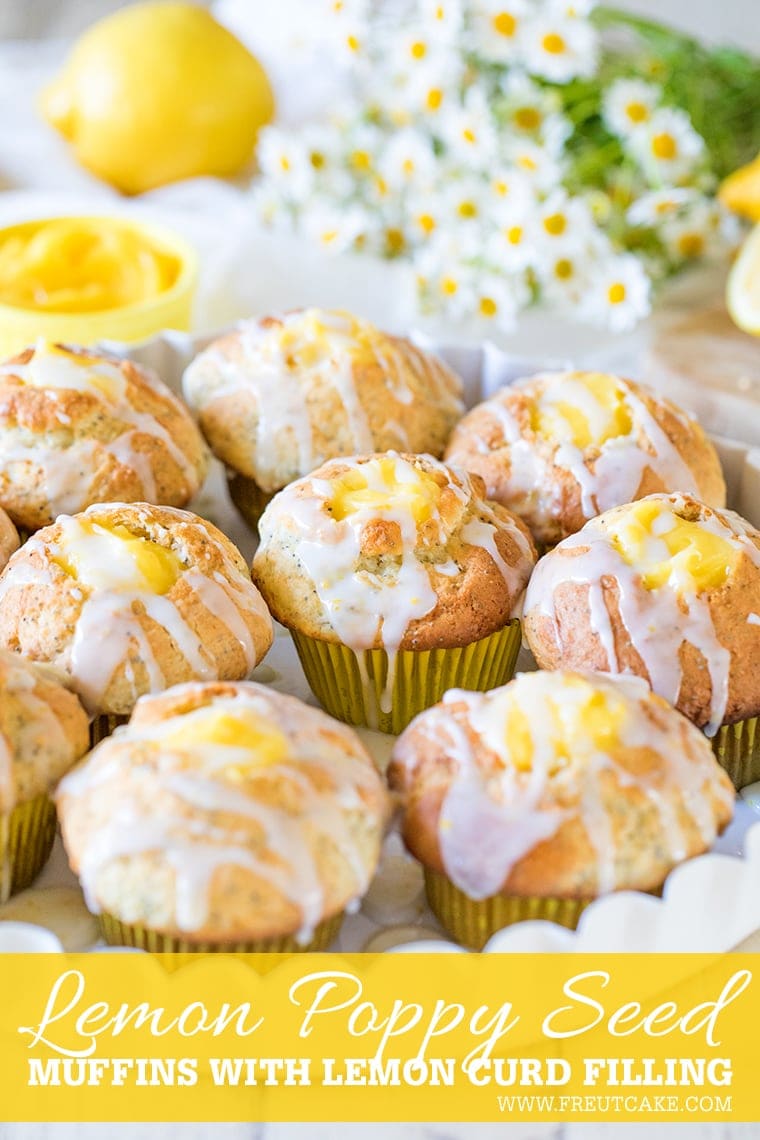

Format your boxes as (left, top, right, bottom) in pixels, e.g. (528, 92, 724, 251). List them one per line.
(0, 794, 57, 904)
(711, 715, 760, 790)
(290, 619, 523, 735)
(424, 869, 591, 951)
(89, 713, 129, 749)
(98, 909, 344, 953)
(227, 473, 276, 533)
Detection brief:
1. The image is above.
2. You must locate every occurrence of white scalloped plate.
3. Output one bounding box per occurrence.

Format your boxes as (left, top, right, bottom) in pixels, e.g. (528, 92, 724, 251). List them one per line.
(9, 329, 759, 956)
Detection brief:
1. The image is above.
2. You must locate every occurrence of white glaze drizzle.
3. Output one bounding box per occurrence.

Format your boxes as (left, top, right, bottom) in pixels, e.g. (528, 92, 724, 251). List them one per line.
(257, 454, 533, 720)
(182, 310, 462, 488)
(525, 494, 760, 734)
(0, 343, 200, 516)
(393, 671, 733, 899)
(449, 373, 709, 530)
(59, 685, 381, 937)
(0, 507, 269, 715)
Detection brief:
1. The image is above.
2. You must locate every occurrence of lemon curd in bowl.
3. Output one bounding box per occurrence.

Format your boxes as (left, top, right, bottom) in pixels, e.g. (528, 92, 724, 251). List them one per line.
(0, 216, 198, 356)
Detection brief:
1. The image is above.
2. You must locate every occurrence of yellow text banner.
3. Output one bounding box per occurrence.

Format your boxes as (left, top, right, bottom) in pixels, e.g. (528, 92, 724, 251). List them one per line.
(0, 953, 756, 1122)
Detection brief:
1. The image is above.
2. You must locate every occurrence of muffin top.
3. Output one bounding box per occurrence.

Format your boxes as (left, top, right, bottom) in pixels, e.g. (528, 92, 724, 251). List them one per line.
(0, 649, 89, 814)
(182, 309, 464, 492)
(0, 341, 209, 530)
(0, 503, 273, 716)
(523, 493, 760, 732)
(444, 371, 725, 545)
(57, 681, 390, 942)
(253, 452, 536, 655)
(389, 670, 734, 901)
(0, 507, 18, 571)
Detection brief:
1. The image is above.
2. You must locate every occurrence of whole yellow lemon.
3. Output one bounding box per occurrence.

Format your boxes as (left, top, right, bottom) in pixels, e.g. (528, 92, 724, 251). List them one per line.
(40, 2, 275, 195)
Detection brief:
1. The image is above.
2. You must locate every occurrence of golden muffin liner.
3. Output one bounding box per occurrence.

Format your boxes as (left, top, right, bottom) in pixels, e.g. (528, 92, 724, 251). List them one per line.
(712, 715, 760, 789)
(424, 869, 591, 951)
(98, 909, 344, 953)
(89, 714, 129, 749)
(290, 619, 522, 736)
(227, 473, 276, 533)
(0, 794, 57, 904)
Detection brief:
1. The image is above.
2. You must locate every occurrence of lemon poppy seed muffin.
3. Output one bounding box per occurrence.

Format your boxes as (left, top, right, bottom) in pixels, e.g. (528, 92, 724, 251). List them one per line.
(253, 451, 536, 732)
(0, 502, 273, 720)
(0, 649, 89, 900)
(182, 308, 464, 527)
(0, 341, 209, 531)
(0, 507, 18, 570)
(524, 493, 760, 786)
(56, 681, 390, 951)
(389, 670, 734, 948)
(445, 371, 725, 546)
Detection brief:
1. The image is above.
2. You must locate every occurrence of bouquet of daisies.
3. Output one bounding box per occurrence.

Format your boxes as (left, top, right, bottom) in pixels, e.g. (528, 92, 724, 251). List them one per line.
(252, 0, 760, 332)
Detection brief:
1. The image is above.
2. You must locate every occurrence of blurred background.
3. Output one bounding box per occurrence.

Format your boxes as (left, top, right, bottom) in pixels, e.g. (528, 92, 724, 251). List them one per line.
(2, 0, 759, 48)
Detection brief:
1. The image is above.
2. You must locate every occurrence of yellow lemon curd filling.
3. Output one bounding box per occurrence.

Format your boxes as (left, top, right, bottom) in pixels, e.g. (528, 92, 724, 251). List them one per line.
(0, 218, 181, 314)
(608, 499, 738, 592)
(504, 676, 627, 773)
(161, 708, 289, 775)
(530, 372, 633, 449)
(14, 340, 125, 400)
(274, 308, 381, 369)
(329, 456, 441, 523)
(54, 519, 182, 594)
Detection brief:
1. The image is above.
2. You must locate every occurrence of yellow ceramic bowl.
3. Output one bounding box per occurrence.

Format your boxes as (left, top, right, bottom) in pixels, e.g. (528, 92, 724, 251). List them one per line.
(0, 215, 198, 358)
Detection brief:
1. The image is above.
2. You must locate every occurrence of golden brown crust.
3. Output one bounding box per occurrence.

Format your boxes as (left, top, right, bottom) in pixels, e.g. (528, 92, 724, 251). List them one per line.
(0, 507, 18, 571)
(0, 650, 89, 813)
(388, 673, 734, 899)
(523, 496, 760, 727)
(252, 453, 536, 651)
(56, 681, 390, 942)
(0, 503, 273, 716)
(0, 344, 209, 530)
(445, 372, 726, 545)
(182, 311, 464, 492)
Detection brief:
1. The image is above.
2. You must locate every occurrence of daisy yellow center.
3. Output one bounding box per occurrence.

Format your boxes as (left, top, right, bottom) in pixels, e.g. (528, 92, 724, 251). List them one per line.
(54, 520, 182, 594)
(386, 227, 406, 254)
(458, 201, 478, 218)
(530, 371, 633, 450)
(542, 32, 566, 54)
(493, 11, 517, 36)
(514, 107, 541, 130)
(351, 150, 372, 171)
(608, 282, 627, 305)
(506, 225, 523, 245)
(329, 456, 441, 523)
(441, 276, 458, 295)
(608, 500, 739, 592)
(479, 296, 498, 317)
(626, 101, 649, 124)
(426, 87, 444, 111)
(555, 258, 574, 279)
(418, 213, 436, 233)
(410, 40, 427, 59)
(346, 33, 360, 52)
(678, 233, 705, 258)
(543, 213, 567, 236)
(652, 133, 677, 160)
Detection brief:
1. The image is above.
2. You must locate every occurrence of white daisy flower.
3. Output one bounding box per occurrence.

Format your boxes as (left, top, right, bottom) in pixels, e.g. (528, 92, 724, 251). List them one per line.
(256, 128, 315, 202)
(378, 127, 437, 190)
(374, 44, 462, 121)
(488, 167, 534, 217)
(420, 0, 465, 40)
(522, 10, 598, 83)
(491, 205, 539, 272)
(580, 254, 651, 331)
(440, 176, 493, 229)
(499, 73, 561, 137)
(603, 79, 661, 139)
(626, 188, 700, 227)
(539, 249, 589, 308)
(301, 202, 368, 254)
(535, 190, 596, 252)
(405, 193, 447, 245)
(414, 238, 480, 319)
(440, 87, 499, 162)
(469, 0, 530, 65)
(471, 273, 523, 331)
(628, 106, 705, 185)
(501, 139, 564, 191)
